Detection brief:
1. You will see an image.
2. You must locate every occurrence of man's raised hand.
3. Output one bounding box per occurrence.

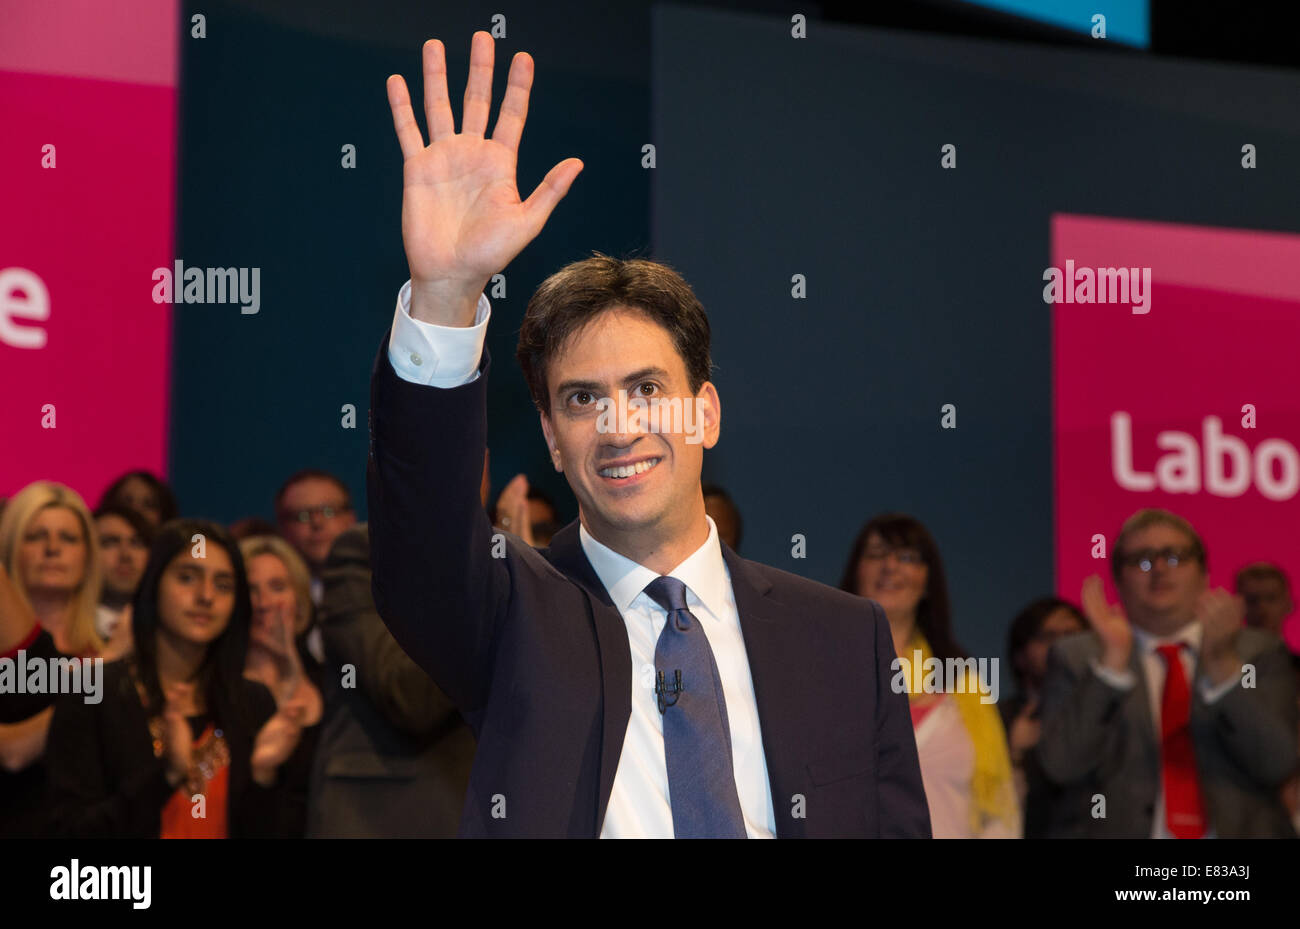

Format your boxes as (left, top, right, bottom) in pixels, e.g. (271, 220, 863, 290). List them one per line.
(1080, 574, 1133, 672)
(386, 33, 583, 326)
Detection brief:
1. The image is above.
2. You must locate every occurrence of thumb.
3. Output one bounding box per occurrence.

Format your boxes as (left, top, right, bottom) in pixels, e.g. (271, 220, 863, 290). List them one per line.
(521, 158, 583, 235)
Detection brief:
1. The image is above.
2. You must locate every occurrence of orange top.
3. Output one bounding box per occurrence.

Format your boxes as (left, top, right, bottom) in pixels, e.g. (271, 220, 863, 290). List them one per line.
(159, 725, 229, 839)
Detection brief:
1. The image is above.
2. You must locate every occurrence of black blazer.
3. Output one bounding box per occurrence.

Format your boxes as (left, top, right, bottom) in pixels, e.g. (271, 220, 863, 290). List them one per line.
(367, 335, 931, 838)
(45, 660, 288, 838)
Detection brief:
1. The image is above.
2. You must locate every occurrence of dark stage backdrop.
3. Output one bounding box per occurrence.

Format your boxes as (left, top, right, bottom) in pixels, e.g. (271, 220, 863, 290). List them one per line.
(169, 2, 1300, 677)
(171, 0, 653, 530)
(651, 5, 1300, 666)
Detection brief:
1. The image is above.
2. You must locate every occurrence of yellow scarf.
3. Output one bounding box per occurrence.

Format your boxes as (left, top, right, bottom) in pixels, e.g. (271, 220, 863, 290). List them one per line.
(901, 632, 1020, 837)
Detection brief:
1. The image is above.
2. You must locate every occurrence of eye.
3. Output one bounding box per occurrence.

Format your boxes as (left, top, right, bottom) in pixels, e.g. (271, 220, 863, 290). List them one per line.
(569, 390, 594, 407)
(636, 382, 659, 397)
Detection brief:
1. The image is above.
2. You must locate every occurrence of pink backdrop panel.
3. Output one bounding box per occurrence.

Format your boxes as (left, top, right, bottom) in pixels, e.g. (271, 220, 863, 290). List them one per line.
(1052, 214, 1300, 651)
(0, 56, 177, 505)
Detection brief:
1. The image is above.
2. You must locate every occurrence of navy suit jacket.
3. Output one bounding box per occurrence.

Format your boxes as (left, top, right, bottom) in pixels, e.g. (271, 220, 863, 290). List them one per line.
(367, 334, 931, 838)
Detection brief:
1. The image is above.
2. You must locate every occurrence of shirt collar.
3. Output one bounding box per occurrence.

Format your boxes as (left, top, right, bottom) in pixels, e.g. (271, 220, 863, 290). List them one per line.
(1132, 618, 1202, 656)
(578, 514, 730, 619)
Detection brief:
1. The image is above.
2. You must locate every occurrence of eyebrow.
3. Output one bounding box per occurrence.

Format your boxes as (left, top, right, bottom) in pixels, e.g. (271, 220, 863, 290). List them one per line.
(554, 366, 674, 398)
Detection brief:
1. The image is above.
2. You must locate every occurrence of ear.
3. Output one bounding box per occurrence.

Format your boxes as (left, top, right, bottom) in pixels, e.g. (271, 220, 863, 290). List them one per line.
(539, 413, 562, 472)
(696, 381, 722, 450)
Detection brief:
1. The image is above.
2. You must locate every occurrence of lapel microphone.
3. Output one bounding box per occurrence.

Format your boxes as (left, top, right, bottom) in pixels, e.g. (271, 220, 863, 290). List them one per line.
(655, 669, 683, 713)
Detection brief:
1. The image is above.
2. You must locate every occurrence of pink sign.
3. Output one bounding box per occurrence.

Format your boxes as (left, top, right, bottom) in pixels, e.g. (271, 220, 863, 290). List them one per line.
(0, 0, 179, 507)
(1052, 214, 1300, 651)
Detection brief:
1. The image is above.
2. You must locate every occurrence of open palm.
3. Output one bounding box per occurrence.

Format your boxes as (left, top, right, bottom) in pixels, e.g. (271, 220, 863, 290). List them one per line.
(386, 34, 583, 322)
(1080, 574, 1133, 669)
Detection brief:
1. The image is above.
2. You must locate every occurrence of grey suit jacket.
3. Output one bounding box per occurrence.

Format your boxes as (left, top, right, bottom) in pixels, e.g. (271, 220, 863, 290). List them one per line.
(306, 524, 475, 838)
(1036, 626, 1298, 838)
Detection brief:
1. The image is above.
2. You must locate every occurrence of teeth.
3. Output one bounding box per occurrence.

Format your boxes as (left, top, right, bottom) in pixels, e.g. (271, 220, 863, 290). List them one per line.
(600, 457, 660, 479)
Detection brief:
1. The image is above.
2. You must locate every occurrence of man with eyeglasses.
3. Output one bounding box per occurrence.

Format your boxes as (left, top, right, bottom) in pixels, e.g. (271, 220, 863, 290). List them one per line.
(1037, 508, 1298, 837)
(275, 469, 358, 607)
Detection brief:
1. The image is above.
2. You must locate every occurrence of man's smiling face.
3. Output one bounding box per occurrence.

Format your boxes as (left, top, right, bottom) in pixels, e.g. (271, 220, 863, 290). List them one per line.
(539, 307, 719, 555)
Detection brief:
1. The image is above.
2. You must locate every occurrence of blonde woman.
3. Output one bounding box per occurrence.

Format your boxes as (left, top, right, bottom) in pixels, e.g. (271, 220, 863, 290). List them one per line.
(239, 534, 323, 836)
(0, 481, 121, 836)
(0, 481, 107, 657)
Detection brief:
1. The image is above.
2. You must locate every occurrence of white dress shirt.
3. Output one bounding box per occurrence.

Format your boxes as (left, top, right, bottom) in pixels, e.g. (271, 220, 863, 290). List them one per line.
(579, 515, 776, 838)
(385, 282, 777, 837)
(1090, 620, 1240, 839)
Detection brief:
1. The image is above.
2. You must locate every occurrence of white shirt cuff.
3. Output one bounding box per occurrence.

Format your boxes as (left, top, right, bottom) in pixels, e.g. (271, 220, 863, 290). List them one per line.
(387, 280, 491, 386)
(1090, 661, 1137, 691)
(1199, 670, 1242, 704)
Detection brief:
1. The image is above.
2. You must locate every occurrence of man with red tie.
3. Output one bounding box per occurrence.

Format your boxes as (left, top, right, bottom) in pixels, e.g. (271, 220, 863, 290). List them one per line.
(1037, 508, 1298, 837)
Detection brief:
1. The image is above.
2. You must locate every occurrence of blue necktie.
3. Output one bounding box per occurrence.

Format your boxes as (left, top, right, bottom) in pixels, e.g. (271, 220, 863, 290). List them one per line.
(643, 575, 747, 839)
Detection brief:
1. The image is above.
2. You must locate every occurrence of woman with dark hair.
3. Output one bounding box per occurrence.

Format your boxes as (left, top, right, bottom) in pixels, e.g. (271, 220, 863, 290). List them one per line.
(1002, 596, 1085, 838)
(98, 470, 180, 528)
(45, 519, 305, 837)
(841, 512, 1020, 838)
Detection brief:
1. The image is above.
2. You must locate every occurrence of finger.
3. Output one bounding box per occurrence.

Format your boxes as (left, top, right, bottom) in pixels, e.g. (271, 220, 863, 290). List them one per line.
(421, 39, 455, 142)
(1079, 575, 1107, 627)
(386, 74, 424, 161)
(521, 158, 584, 237)
(461, 31, 495, 138)
(165, 682, 189, 701)
(277, 603, 294, 646)
(490, 51, 534, 154)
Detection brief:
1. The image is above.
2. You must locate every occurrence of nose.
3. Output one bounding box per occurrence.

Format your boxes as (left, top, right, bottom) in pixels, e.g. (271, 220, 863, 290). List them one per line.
(196, 577, 216, 605)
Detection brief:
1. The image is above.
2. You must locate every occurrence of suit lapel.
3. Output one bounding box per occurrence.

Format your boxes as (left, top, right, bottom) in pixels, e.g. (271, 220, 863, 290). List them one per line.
(543, 520, 632, 835)
(720, 543, 803, 838)
(1128, 642, 1160, 776)
(545, 526, 806, 838)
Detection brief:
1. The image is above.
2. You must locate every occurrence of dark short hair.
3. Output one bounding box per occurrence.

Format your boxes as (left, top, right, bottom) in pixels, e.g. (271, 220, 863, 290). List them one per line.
(702, 483, 743, 551)
(525, 484, 557, 511)
(92, 502, 157, 547)
(274, 469, 352, 513)
(516, 253, 714, 417)
(99, 470, 180, 524)
(1111, 508, 1207, 582)
(228, 516, 282, 542)
(1006, 596, 1085, 691)
(839, 512, 965, 662)
(1235, 561, 1291, 592)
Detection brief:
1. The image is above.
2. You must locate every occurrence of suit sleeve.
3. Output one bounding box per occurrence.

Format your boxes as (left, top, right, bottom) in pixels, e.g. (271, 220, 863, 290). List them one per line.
(367, 332, 508, 715)
(1200, 639, 1299, 787)
(1036, 639, 1128, 785)
(319, 526, 465, 736)
(870, 600, 933, 837)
